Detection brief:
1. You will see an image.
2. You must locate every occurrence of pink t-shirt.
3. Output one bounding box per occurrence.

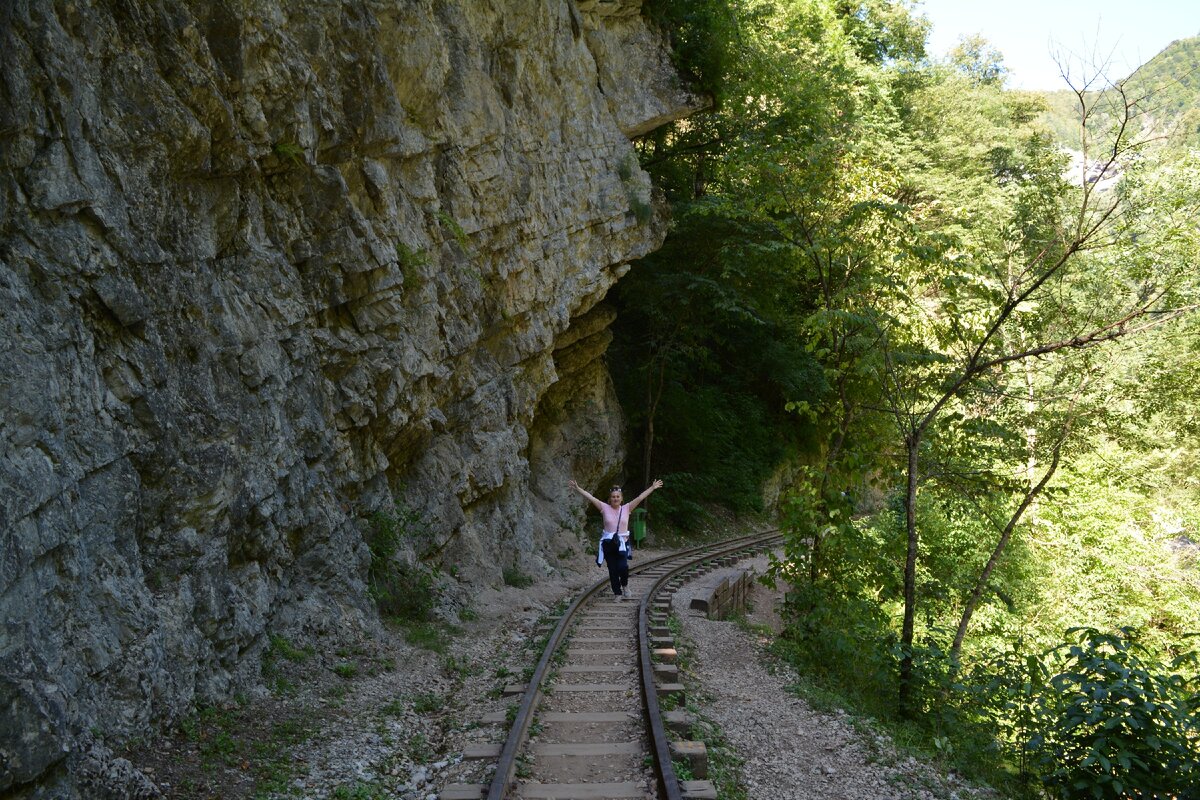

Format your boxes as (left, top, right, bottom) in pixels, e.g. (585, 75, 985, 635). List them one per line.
(600, 503, 631, 533)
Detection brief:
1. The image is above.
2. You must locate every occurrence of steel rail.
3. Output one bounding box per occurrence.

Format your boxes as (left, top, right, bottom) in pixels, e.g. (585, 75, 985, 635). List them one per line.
(638, 531, 785, 800)
(485, 530, 783, 800)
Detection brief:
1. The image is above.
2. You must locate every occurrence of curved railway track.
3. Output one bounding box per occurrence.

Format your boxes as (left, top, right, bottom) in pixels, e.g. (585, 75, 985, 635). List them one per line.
(441, 531, 784, 800)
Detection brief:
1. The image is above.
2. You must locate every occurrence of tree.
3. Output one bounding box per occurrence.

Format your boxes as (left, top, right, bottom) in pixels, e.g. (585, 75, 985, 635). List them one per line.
(948, 34, 1007, 86)
(876, 68, 1199, 708)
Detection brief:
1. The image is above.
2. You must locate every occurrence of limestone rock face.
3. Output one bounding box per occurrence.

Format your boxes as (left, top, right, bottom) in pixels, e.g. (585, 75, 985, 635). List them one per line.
(0, 0, 699, 793)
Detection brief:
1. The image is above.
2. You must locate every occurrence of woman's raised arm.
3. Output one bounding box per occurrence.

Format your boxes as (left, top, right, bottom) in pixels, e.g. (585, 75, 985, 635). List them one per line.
(568, 479, 606, 512)
(626, 478, 664, 510)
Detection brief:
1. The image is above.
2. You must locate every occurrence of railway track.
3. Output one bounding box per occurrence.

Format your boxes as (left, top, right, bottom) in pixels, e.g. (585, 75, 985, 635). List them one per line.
(441, 531, 784, 800)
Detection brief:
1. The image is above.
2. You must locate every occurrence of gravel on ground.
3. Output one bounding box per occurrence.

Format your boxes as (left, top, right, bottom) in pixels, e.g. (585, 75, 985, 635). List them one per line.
(672, 552, 1001, 800)
(129, 542, 1003, 800)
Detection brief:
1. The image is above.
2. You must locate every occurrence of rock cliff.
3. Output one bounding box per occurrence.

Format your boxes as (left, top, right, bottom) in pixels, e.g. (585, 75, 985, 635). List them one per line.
(0, 0, 700, 794)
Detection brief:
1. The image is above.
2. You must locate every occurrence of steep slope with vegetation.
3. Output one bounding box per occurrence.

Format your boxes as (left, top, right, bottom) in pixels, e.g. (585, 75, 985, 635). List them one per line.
(1040, 35, 1200, 151)
(617, 1, 1200, 796)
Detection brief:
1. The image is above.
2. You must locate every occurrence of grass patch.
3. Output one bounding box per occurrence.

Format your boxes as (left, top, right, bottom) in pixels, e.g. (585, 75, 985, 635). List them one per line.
(330, 781, 388, 800)
(412, 691, 442, 715)
(178, 704, 315, 796)
(503, 566, 534, 589)
(666, 615, 694, 674)
(269, 634, 313, 663)
(270, 140, 305, 167)
(686, 709, 748, 800)
(408, 732, 436, 762)
(395, 242, 429, 293)
(443, 653, 477, 678)
(395, 618, 458, 653)
(261, 634, 312, 695)
(333, 662, 358, 679)
(629, 197, 653, 224)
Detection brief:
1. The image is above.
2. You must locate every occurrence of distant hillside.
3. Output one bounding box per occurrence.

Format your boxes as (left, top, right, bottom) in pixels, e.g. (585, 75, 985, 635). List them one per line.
(1037, 35, 1200, 152)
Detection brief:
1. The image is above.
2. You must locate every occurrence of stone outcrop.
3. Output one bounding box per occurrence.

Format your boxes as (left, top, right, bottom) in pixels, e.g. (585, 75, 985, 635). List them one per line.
(0, 0, 701, 794)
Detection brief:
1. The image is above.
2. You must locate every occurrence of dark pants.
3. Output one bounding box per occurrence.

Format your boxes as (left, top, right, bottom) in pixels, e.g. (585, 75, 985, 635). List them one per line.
(606, 554, 628, 595)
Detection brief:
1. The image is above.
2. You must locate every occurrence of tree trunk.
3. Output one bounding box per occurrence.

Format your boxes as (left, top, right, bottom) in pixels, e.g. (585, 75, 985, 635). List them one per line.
(642, 357, 667, 492)
(899, 432, 920, 714)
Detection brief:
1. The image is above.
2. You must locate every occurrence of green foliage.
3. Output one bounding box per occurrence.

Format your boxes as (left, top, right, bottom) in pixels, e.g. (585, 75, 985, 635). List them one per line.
(617, 152, 636, 182)
(408, 731, 436, 763)
(260, 633, 313, 696)
(1028, 628, 1200, 799)
(629, 195, 653, 224)
(397, 619, 459, 654)
(622, 2, 1200, 791)
(178, 705, 313, 794)
(609, 214, 827, 520)
(411, 691, 443, 715)
(618, 0, 958, 524)
(947, 34, 1007, 86)
(271, 140, 304, 166)
(267, 634, 312, 664)
(395, 242, 429, 293)
(642, 0, 740, 104)
(502, 566, 534, 588)
(365, 501, 436, 621)
(436, 210, 469, 250)
(331, 780, 388, 800)
(688, 713, 749, 800)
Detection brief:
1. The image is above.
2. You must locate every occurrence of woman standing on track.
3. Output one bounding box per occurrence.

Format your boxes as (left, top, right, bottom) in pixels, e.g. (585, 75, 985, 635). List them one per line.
(568, 479, 664, 599)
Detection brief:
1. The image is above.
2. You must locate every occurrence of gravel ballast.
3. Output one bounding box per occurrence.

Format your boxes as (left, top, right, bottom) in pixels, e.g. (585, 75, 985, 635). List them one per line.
(673, 553, 1000, 800)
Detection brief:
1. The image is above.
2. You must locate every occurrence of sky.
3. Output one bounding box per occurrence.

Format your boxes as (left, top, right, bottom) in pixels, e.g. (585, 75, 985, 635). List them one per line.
(916, 0, 1200, 90)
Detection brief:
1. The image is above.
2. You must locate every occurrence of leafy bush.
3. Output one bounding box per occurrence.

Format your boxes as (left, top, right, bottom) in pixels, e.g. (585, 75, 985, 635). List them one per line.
(642, 0, 740, 104)
(1028, 627, 1200, 799)
(366, 503, 436, 620)
(502, 567, 534, 588)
